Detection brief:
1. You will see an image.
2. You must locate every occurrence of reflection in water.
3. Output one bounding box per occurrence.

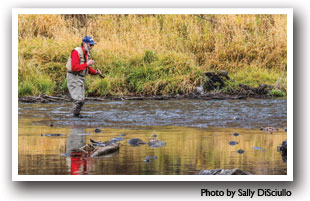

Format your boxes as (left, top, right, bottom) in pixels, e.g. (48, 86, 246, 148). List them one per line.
(278, 140, 287, 163)
(66, 127, 92, 175)
(18, 100, 287, 175)
(18, 123, 287, 175)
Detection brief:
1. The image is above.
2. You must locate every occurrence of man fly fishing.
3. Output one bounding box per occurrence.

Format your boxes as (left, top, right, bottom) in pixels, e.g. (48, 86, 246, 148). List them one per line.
(66, 36, 104, 117)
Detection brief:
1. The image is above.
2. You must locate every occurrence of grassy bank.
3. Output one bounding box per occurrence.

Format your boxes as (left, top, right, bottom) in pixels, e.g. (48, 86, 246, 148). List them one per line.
(18, 14, 287, 97)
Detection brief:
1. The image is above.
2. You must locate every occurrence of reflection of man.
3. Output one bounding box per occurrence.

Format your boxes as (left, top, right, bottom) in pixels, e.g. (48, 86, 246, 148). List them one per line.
(66, 36, 102, 117)
(66, 127, 92, 175)
(66, 127, 85, 154)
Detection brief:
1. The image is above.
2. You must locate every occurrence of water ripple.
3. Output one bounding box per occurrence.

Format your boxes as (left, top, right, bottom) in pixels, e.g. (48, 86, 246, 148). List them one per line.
(19, 99, 287, 129)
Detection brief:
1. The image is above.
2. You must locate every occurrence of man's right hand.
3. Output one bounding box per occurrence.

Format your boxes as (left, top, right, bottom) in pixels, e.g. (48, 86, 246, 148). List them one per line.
(87, 60, 95, 66)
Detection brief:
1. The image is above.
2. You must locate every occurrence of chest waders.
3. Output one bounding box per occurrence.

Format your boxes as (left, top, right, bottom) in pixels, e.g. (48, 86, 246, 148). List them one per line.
(66, 47, 90, 116)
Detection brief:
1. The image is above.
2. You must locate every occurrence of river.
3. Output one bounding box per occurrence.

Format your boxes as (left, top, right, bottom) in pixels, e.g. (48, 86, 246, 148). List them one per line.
(18, 98, 287, 175)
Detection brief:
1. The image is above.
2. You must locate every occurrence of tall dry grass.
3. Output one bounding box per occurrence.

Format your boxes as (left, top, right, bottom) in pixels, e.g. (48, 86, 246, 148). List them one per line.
(18, 14, 287, 97)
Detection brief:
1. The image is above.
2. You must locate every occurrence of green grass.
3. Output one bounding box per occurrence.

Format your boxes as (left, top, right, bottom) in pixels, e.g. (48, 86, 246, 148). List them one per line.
(269, 88, 286, 97)
(18, 14, 287, 97)
(229, 66, 286, 88)
(18, 74, 55, 96)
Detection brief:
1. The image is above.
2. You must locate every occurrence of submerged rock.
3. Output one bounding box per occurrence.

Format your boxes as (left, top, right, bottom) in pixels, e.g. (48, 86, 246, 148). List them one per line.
(128, 138, 146, 146)
(229, 141, 238, 146)
(236, 149, 245, 154)
(197, 168, 251, 175)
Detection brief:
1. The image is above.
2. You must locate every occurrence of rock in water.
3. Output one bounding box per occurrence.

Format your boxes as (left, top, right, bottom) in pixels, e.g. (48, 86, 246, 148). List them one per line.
(229, 141, 238, 146)
(233, 133, 239, 136)
(236, 149, 245, 154)
(197, 168, 251, 175)
(95, 128, 102, 133)
(128, 138, 146, 146)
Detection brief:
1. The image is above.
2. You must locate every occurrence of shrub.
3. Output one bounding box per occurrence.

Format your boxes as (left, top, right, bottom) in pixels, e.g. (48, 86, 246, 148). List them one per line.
(269, 88, 286, 97)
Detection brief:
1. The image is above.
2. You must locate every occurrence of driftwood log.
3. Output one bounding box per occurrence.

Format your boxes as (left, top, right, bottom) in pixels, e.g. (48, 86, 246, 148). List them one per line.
(70, 143, 120, 158)
(19, 95, 70, 103)
(91, 143, 120, 157)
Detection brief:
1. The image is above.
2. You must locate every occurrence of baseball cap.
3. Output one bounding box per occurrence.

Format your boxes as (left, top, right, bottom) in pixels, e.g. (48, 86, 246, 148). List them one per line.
(82, 36, 96, 45)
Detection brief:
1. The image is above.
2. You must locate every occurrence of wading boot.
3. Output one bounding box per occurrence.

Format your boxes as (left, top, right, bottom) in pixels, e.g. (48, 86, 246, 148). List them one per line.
(73, 113, 83, 118)
(72, 100, 84, 118)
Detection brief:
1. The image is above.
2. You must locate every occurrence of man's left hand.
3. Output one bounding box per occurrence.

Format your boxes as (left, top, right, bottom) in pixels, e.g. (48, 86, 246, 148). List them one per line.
(96, 69, 102, 75)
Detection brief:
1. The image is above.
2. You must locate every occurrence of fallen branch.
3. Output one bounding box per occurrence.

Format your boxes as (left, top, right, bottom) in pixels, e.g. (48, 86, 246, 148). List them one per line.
(41, 95, 70, 102)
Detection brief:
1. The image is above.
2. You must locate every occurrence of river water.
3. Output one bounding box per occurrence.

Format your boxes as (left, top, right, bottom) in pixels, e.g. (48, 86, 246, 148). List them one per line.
(18, 98, 287, 175)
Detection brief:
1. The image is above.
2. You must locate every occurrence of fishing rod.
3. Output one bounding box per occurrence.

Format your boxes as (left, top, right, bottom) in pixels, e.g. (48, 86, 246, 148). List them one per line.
(85, 14, 105, 79)
(88, 50, 105, 79)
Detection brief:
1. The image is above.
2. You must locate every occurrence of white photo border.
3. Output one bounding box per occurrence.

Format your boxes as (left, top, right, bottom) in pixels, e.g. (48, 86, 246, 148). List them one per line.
(12, 8, 293, 181)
